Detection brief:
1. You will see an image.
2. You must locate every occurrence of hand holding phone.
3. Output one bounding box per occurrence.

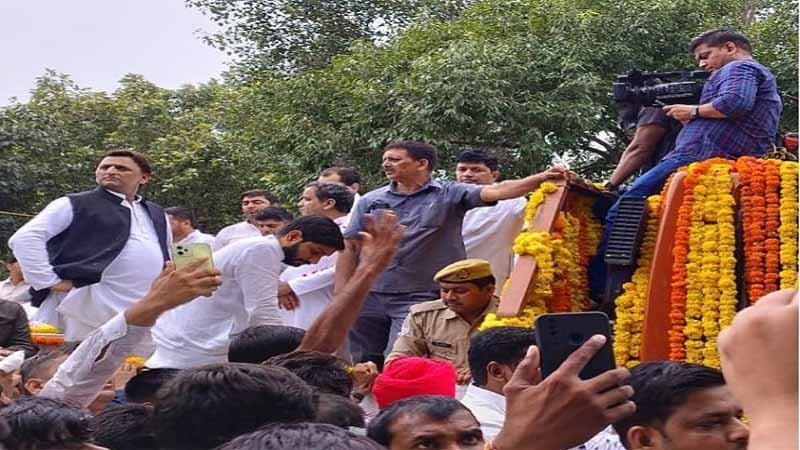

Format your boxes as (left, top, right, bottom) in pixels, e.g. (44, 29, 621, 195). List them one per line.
(493, 333, 634, 450)
(534, 312, 616, 380)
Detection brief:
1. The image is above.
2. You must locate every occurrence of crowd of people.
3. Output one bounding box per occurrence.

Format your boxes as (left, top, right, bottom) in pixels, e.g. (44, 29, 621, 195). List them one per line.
(0, 28, 795, 450)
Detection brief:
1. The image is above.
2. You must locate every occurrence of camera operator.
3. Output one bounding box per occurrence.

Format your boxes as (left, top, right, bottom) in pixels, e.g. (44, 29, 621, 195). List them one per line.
(605, 106, 681, 192)
(601, 29, 781, 263)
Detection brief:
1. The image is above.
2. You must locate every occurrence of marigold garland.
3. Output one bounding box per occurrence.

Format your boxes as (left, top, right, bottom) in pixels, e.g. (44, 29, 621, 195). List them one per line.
(683, 166, 708, 364)
(763, 160, 781, 293)
(736, 157, 765, 301)
(30, 322, 64, 346)
(125, 356, 147, 367)
(30, 323, 61, 334)
(668, 165, 697, 361)
(481, 183, 601, 330)
(779, 161, 799, 289)
(613, 195, 661, 368)
(523, 182, 559, 223)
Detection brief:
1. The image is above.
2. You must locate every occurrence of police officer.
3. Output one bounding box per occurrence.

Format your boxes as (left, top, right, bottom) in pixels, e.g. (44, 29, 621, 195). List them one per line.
(386, 259, 498, 385)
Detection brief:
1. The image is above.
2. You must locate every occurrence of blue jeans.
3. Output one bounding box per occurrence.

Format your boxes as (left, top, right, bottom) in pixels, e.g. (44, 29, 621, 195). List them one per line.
(590, 155, 698, 297)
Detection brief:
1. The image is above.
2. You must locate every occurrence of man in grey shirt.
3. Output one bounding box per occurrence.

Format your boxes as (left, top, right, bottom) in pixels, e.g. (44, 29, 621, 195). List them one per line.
(336, 140, 570, 364)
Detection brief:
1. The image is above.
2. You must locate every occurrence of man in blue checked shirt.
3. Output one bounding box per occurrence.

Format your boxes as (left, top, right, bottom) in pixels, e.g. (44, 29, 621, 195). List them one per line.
(598, 29, 782, 286)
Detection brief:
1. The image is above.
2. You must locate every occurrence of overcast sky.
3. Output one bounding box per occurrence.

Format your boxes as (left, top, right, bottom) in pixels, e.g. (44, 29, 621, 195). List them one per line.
(0, 0, 228, 105)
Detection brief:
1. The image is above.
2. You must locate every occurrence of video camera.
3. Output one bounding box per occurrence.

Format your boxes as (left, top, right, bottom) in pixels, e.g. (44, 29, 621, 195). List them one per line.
(613, 69, 710, 107)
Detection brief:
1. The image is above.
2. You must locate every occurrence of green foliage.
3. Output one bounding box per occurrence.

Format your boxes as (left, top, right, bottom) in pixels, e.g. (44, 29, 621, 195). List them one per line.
(226, 0, 798, 185)
(188, 0, 470, 74)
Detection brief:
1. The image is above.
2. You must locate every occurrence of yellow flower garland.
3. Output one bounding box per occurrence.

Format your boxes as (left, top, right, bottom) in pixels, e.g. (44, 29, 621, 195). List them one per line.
(716, 165, 737, 338)
(523, 182, 559, 223)
(481, 181, 602, 330)
(613, 195, 661, 368)
(125, 356, 147, 367)
(779, 161, 799, 289)
(700, 164, 734, 368)
(29, 323, 62, 334)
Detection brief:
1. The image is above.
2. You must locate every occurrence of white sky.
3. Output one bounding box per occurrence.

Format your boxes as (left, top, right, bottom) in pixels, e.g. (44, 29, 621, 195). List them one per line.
(0, 0, 227, 105)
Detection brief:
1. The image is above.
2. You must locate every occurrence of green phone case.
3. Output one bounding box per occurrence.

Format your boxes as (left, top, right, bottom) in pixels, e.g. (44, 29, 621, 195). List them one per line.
(172, 243, 215, 271)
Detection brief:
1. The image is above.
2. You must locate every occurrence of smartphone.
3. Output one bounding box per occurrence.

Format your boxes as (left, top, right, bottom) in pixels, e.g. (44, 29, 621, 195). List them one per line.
(534, 312, 616, 380)
(172, 243, 215, 272)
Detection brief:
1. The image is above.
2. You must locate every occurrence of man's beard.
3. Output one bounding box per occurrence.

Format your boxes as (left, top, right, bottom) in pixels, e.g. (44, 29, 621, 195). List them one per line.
(282, 243, 307, 267)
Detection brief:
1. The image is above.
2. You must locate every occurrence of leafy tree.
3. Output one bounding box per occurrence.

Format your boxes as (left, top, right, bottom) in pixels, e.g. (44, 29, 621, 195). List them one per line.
(227, 0, 797, 188)
(187, 0, 471, 74)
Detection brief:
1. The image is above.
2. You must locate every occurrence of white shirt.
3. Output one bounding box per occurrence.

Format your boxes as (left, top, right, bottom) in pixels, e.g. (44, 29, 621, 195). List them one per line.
(0, 278, 31, 305)
(8, 192, 168, 330)
(40, 312, 150, 408)
(279, 215, 347, 330)
(212, 221, 261, 250)
(460, 384, 506, 439)
(148, 236, 284, 369)
(346, 192, 361, 222)
(179, 229, 216, 245)
(462, 197, 526, 290)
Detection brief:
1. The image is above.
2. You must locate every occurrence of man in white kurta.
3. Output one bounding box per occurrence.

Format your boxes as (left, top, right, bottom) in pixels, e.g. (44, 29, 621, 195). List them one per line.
(0, 256, 32, 311)
(166, 207, 216, 245)
(148, 216, 345, 369)
(212, 190, 277, 250)
(456, 149, 525, 291)
(8, 151, 170, 342)
(318, 166, 362, 223)
(279, 183, 353, 329)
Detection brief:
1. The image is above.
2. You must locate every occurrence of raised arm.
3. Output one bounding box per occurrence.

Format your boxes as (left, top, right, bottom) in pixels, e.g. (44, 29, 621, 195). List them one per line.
(39, 259, 221, 407)
(299, 213, 404, 353)
(333, 240, 360, 295)
(480, 168, 570, 203)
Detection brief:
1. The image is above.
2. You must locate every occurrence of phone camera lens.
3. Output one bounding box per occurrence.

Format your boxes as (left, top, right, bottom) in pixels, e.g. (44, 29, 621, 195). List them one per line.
(568, 332, 584, 345)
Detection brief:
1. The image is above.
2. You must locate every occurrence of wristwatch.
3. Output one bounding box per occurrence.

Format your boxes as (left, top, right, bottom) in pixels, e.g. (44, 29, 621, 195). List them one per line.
(691, 105, 700, 119)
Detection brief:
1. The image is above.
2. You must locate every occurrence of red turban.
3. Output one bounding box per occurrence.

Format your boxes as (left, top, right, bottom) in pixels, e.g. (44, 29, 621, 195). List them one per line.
(372, 357, 457, 410)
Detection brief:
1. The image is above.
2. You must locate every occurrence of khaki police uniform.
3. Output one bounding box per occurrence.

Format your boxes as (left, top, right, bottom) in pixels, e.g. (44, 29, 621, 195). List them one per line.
(386, 296, 498, 370)
(386, 258, 497, 371)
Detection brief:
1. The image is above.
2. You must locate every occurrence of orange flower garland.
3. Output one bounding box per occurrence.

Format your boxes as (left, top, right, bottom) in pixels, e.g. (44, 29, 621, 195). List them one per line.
(763, 160, 782, 294)
(736, 156, 767, 303)
(548, 214, 572, 313)
(668, 166, 697, 361)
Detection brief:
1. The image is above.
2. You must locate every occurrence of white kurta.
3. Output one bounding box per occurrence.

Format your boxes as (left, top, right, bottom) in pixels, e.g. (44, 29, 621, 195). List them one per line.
(212, 221, 261, 250)
(8, 192, 168, 340)
(178, 229, 216, 245)
(279, 215, 348, 330)
(462, 197, 526, 291)
(0, 279, 31, 305)
(460, 383, 506, 439)
(148, 236, 284, 369)
(0, 279, 37, 319)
